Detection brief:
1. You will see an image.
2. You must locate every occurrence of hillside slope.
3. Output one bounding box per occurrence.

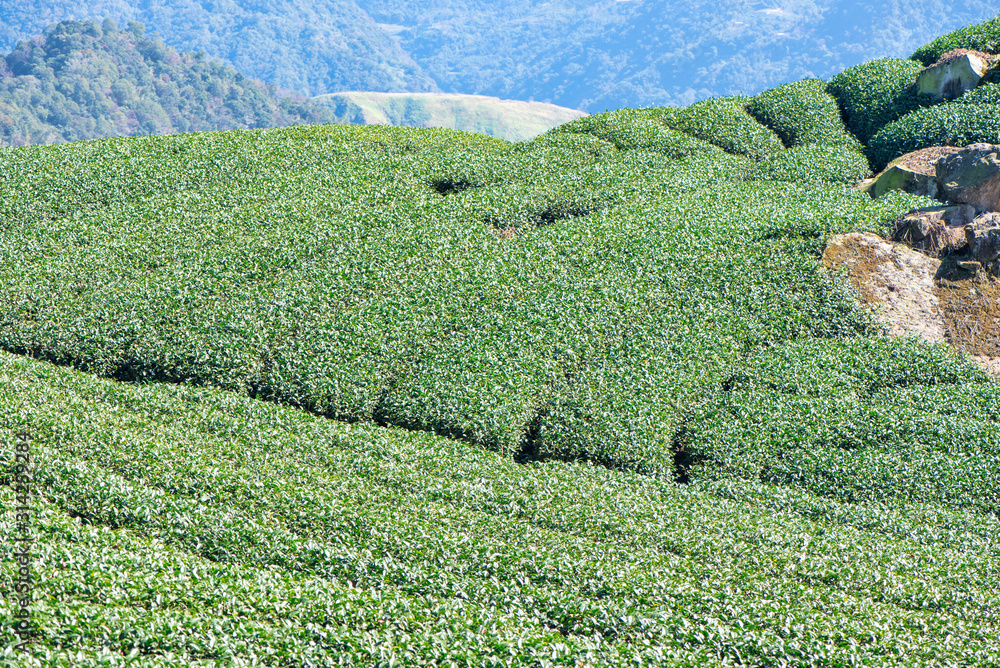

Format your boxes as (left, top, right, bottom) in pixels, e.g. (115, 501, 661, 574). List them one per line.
(0, 19, 335, 147)
(312, 91, 586, 140)
(1, 17, 1000, 668)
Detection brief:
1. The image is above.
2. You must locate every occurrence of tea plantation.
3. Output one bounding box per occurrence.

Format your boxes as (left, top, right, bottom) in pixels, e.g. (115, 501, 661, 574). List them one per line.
(2, 16, 1000, 668)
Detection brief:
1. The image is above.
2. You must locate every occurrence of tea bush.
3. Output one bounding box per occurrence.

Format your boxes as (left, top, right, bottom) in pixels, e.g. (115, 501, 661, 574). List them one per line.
(661, 96, 784, 160)
(0, 120, 933, 474)
(2, 351, 999, 665)
(911, 15, 1000, 65)
(747, 142, 872, 184)
(868, 98, 1000, 170)
(954, 82, 1000, 104)
(746, 78, 858, 148)
(685, 337, 1000, 511)
(550, 107, 723, 158)
(826, 58, 926, 144)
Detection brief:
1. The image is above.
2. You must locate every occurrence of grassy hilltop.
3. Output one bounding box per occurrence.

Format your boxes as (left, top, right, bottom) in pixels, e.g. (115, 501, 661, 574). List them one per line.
(312, 91, 586, 141)
(1, 16, 1000, 668)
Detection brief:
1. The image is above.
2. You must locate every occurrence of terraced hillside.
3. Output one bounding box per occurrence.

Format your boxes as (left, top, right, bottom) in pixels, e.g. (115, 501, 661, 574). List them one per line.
(1, 17, 1000, 668)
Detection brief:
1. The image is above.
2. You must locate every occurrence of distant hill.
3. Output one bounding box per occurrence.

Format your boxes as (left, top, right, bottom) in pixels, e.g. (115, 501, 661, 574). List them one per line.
(0, 1, 997, 111)
(0, 0, 437, 98)
(312, 91, 586, 141)
(0, 19, 335, 147)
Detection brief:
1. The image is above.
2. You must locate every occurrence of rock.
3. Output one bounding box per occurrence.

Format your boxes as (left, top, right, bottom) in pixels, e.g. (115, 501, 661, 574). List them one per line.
(965, 212, 1000, 263)
(853, 177, 876, 194)
(890, 205, 975, 255)
(823, 233, 945, 343)
(869, 146, 961, 199)
(916, 49, 992, 100)
(957, 260, 982, 272)
(935, 143, 1000, 211)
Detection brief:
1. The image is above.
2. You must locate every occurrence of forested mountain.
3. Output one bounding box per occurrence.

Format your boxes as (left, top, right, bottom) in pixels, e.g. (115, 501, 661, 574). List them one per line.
(0, 1, 997, 112)
(358, 0, 1000, 110)
(0, 19, 335, 147)
(0, 0, 438, 99)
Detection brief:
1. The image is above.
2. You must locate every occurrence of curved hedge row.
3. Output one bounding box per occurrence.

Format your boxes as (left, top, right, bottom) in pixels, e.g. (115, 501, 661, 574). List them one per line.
(687, 337, 999, 510)
(748, 142, 872, 184)
(552, 107, 722, 158)
(662, 96, 785, 161)
(746, 78, 859, 148)
(5, 349, 1000, 665)
(826, 58, 926, 144)
(868, 98, 1000, 170)
(954, 82, 1000, 105)
(911, 15, 1000, 65)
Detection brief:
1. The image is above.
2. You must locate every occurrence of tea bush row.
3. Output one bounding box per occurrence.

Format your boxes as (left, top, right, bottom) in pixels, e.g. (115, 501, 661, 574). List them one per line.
(911, 15, 1000, 65)
(684, 337, 1000, 513)
(0, 102, 984, 476)
(549, 108, 722, 159)
(2, 351, 998, 665)
(825, 58, 927, 144)
(867, 96, 1000, 170)
(745, 78, 860, 148)
(746, 142, 872, 184)
(660, 96, 784, 160)
(0, 122, 911, 473)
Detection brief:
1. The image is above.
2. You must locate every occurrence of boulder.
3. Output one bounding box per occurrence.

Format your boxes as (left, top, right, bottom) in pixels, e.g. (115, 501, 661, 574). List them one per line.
(916, 49, 992, 100)
(822, 233, 945, 343)
(891, 204, 975, 255)
(935, 143, 1000, 211)
(868, 146, 961, 199)
(965, 212, 1000, 264)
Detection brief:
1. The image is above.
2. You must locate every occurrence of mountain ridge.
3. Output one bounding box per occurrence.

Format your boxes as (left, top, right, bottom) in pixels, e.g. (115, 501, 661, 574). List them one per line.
(1, 1, 998, 111)
(0, 18, 337, 147)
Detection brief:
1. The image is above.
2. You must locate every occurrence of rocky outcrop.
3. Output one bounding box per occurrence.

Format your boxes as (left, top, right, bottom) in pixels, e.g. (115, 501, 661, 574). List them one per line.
(871, 144, 1000, 276)
(935, 143, 1000, 211)
(890, 204, 975, 255)
(966, 212, 1000, 265)
(825, 232, 1000, 378)
(869, 143, 1000, 212)
(823, 233, 946, 343)
(867, 146, 961, 199)
(916, 49, 993, 100)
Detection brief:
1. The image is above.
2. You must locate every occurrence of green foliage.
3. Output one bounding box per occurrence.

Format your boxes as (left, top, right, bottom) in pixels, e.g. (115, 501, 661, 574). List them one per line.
(825, 58, 926, 144)
(746, 78, 858, 148)
(2, 350, 1000, 665)
(747, 142, 872, 184)
(517, 129, 619, 157)
(550, 107, 724, 158)
(2, 19, 1000, 664)
(686, 337, 999, 511)
(0, 19, 336, 147)
(867, 97, 1000, 171)
(661, 96, 784, 160)
(954, 81, 1000, 104)
(911, 15, 1000, 65)
(0, 121, 909, 474)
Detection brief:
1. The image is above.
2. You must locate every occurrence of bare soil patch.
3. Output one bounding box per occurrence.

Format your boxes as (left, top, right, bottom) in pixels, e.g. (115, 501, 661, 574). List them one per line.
(824, 233, 1000, 377)
(887, 146, 961, 174)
